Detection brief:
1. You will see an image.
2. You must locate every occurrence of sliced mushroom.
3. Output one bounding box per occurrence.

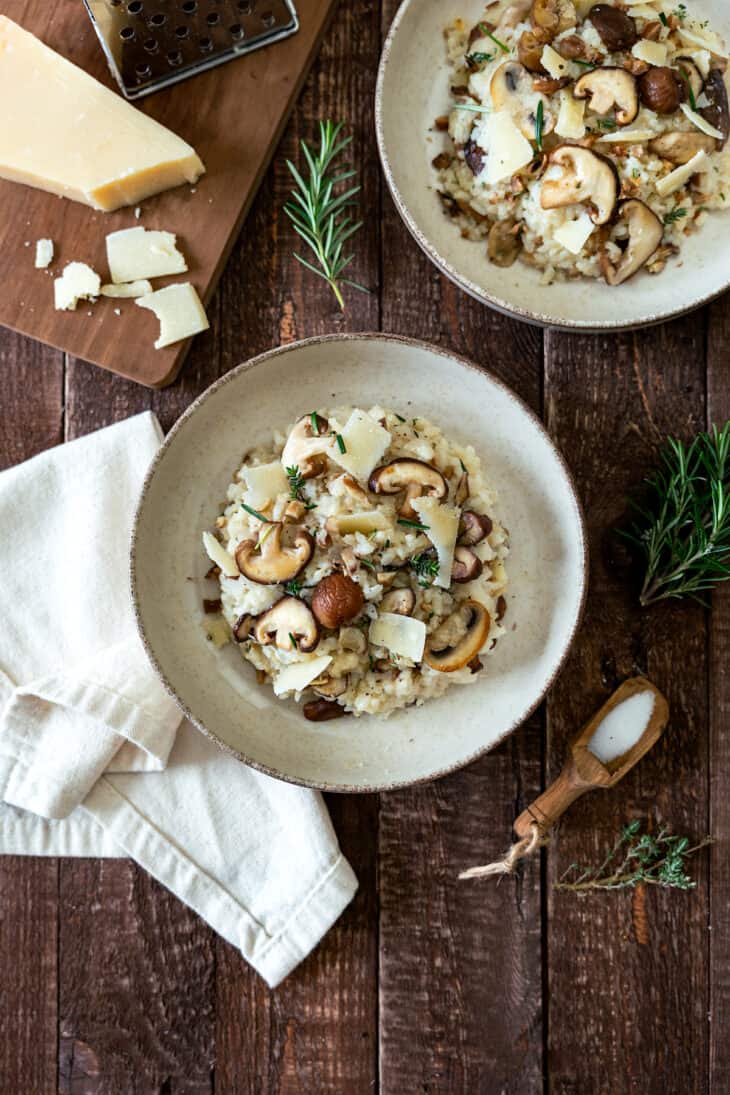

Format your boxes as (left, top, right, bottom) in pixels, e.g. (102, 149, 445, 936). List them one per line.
(573, 67, 639, 126)
(368, 459, 447, 519)
(588, 4, 637, 52)
(648, 130, 718, 164)
(454, 470, 470, 506)
(235, 523, 314, 584)
(459, 511, 493, 545)
(490, 62, 556, 141)
(675, 57, 705, 103)
(377, 570, 397, 588)
(329, 473, 370, 504)
(424, 601, 491, 673)
(518, 29, 547, 73)
(601, 199, 663, 287)
(233, 613, 256, 642)
(280, 413, 331, 479)
(488, 219, 522, 267)
(253, 597, 320, 652)
(452, 547, 484, 583)
(380, 588, 416, 615)
(311, 675, 347, 699)
(303, 699, 348, 721)
(700, 69, 730, 146)
(541, 145, 619, 225)
(531, 0, 576, 40)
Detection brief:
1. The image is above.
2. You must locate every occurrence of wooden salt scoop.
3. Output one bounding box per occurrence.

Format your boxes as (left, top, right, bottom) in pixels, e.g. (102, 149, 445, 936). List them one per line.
(460, 677, 670, 880)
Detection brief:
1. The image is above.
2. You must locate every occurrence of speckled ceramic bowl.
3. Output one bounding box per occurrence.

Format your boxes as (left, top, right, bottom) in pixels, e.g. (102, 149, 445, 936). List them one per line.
(375, 0, 730, 331)
(131, 335, 587, 791)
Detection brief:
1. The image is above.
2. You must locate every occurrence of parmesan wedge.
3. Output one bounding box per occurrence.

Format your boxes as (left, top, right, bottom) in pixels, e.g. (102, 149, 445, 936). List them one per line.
(136, 283, 209, 349)
(329, 410, 391, 481)
(369, 613, 427, 664)
(412, 496, 460, 590)
(655, 148, 710, 196)
(556, 90, 586, 140)
(554, 212, 595, 254)
(679, 102, 725, 140)
(273, 655, 333, 697)
(202, 531, 238, 578)
(106, 226, 187, 284)
(481, 111, 534, 184)
(242, 462, 289, 509)
(632, 39, 668, 66)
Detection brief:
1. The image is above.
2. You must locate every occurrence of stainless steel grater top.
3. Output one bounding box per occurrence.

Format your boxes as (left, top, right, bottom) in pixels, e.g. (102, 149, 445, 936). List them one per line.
(84, 0, 299, 99)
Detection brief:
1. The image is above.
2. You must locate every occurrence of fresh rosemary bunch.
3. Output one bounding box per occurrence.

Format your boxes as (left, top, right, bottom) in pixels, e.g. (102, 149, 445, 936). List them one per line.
(284, 120, 365, 310)
(622, 422, 730, 606)
(556, 820, 711, 894)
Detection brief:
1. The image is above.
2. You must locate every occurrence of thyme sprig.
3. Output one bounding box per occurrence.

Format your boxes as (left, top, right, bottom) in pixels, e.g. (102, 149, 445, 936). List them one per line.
(410, 551, 439, 587)
(284, 120, 365, 310)
(556, 820, 711, 893)
(621, 423, 730, 606)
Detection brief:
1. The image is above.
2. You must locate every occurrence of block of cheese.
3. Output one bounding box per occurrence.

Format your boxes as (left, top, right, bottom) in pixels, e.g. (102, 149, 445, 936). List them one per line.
(330, 410, 392, 481)
(369, 613, 427, 663)
(412, 496, 460, 590)
(106, 227, 187, 284)
(136, 283, 209, 349)
(53, 262, 101, 311)
(0, 16, 205, 212)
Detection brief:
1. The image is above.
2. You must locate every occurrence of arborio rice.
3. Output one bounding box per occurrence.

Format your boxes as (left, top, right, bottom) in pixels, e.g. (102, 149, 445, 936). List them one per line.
(202, 407, 509, 720)
(434, 0, 730, 285)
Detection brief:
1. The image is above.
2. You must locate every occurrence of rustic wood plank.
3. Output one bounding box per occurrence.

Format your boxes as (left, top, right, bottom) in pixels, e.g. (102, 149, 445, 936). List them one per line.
(543, 318, 710, 1093)
(377, 1, 545, 1075)
(213, 0, 381, 1088)
(0, 332, 63, 1095)
(706, 292, 730, 1095)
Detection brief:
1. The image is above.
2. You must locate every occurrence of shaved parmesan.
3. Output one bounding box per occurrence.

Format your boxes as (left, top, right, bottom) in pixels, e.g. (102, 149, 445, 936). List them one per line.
(35, 238, 53, 269)
(202, 531, 238, 577)
(242, 462, 289, 509)
(597, 127, 655, 142)
(412, 496, 460, 590)
(53, 261, 100, 311)
(556, 89, 586, 139)
(100, 279, 153, 298)
(679, 102, 725, 140)
(678, 24, 729, 59)
(328, 512, 389, 535)
(655, 148, 710, 196)
(632, 39, 668, 65)
(273, 655, 333, 697)
(369, 613, 426, 663)
(541, 44, 571, 80)
(554, 212, 595, 254)
(481, 111, 534, 184)
(106, 226, 187, 284)
(330, 410, 391, 481)
(628, 4, 661, 18)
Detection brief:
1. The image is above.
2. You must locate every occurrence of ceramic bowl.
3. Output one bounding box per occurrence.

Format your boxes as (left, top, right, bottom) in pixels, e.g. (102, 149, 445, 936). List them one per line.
(131, 335, 587, 791)
(375, 0, 730, 330)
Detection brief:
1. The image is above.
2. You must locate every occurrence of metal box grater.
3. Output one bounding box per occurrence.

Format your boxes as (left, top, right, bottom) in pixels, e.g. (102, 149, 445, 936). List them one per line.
(84, 0, 299, 99)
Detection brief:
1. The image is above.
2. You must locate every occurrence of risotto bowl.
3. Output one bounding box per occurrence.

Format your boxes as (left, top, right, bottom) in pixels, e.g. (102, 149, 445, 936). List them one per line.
(131, 335, 587, 791)
(376, 0, 730, 330)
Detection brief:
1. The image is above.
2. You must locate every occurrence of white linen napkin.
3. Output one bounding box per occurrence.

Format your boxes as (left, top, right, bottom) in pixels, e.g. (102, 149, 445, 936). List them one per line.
(0, 412, 357, 988)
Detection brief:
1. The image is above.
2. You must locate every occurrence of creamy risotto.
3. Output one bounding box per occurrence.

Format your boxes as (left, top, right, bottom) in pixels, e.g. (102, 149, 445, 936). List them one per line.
(201, 407, 509, 720)
(434, 0, 730, 284)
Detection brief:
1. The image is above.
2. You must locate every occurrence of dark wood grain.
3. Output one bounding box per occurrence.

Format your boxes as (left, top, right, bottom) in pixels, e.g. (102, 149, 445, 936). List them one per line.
(0, 332, 63, 1095)
(0, 0, 338, 387)
(543, 319, 711, 1094)
(706, 292, 730, 1095)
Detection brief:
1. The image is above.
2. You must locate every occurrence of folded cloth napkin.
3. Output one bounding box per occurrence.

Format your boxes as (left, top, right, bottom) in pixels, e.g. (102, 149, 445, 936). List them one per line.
(0, 412, 357, 988)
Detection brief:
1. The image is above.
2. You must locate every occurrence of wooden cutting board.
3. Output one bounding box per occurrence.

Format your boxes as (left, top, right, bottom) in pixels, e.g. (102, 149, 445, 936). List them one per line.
(0, 0, 337, 387)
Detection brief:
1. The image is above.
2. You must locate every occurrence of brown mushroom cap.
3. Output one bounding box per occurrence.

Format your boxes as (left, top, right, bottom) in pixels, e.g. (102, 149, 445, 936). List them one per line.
(648, 130, 718, 165)
(602, 199, 663, 287)
(573, 67, 639, 126)
(311, 573, 365, 629)
(253, 596, 320, 652)
(235, 523, 314, 585)
(303, 699, 349, 721)
(380, 588, 416, 615)
(368, 459, 447, 518)
(459, 511, 493, 545)
(424, 601, 491, 673)
(452, 547, 484, 583)
(280, 413, 331, 479)
(541, 145, 619, 225)
(701, 69, 730, 147)
(588, 4, 637, 52)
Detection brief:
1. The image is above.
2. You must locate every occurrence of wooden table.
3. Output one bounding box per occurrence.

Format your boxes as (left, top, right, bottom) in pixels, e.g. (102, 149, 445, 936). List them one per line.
(1, 0, 728, 1089)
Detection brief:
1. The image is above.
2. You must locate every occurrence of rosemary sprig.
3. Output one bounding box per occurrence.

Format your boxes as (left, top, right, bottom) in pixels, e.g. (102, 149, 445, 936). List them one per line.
(556, 820, 711, 893)
(663, 207, 687, 225)
(410, 551, 439, 587)
(535, 99, 544, 151)
(284, 120, 365, 310)
(621, 423, 730, 606)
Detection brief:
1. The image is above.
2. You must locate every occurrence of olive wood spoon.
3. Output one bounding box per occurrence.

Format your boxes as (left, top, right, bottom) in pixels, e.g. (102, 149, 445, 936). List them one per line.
(513, 677, 669, 841)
